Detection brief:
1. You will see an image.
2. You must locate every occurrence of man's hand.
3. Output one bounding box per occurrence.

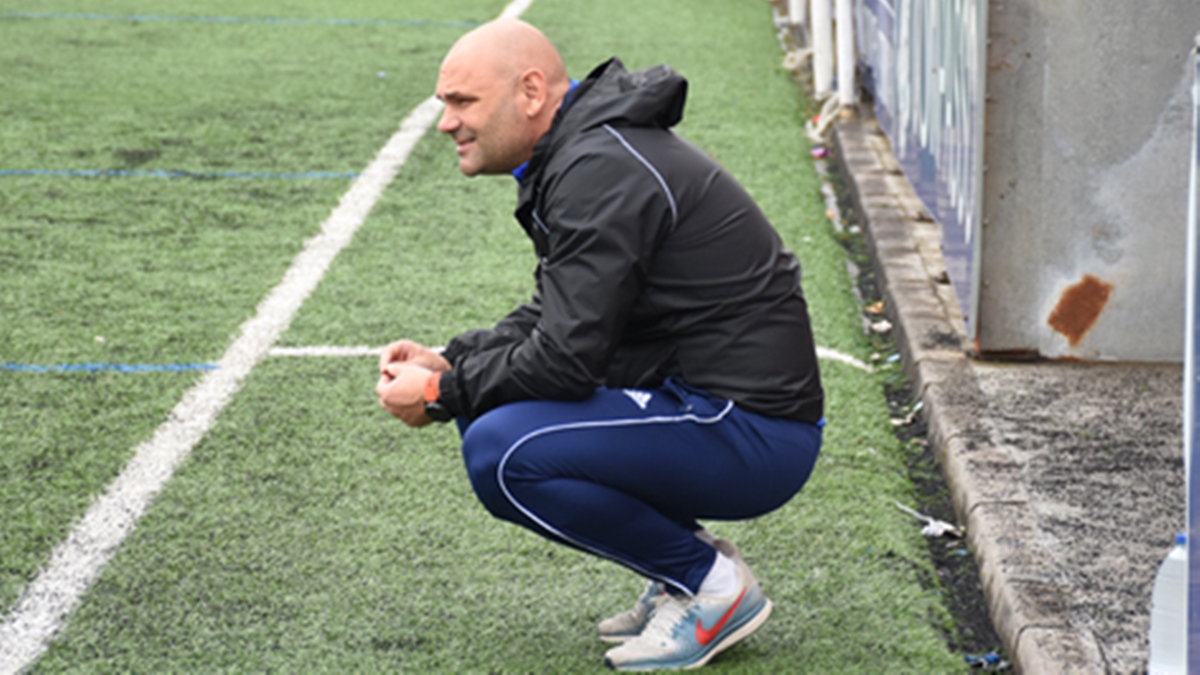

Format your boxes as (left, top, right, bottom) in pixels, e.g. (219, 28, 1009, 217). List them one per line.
(376, 362, 436, 427)
(378, 339, 451, 374)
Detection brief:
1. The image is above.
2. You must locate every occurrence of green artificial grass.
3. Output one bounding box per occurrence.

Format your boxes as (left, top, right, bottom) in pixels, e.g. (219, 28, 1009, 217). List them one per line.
(0, 371, 197, 609)
(279, 136, 531, 349)
(0, 0, 497, 614)
(9, 0, 966, 672)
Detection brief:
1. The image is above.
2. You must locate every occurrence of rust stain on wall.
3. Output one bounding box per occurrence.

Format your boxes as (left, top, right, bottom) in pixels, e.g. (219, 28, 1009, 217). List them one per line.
(1047, 274, 1114, 346)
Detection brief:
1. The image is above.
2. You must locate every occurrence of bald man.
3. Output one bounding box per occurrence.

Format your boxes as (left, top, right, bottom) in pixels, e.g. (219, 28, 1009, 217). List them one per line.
(377, 19, 823, 671)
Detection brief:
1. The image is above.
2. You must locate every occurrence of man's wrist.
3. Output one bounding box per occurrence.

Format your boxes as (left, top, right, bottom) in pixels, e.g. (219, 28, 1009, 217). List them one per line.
(423, 371, 453, 422)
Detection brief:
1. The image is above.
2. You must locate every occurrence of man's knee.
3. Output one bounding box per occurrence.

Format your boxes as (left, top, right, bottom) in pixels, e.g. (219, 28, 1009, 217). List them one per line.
(460, 406, 525, 517)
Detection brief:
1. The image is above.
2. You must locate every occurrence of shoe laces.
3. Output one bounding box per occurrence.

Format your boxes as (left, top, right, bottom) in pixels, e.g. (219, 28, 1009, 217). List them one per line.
(639, 594, 691, 642)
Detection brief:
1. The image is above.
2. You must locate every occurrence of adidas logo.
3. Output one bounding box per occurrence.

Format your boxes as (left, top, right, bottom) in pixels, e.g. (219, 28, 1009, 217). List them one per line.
(622, 389, 652, 410)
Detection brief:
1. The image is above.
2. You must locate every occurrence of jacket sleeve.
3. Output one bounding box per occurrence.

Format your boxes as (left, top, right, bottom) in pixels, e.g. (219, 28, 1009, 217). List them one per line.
(441, 292, 542, 366)
(438, 137, 674, 420)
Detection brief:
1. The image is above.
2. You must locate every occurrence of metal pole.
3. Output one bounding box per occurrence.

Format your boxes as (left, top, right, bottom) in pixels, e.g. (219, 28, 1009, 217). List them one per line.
(788, 0, 807, 31)
(811, 0, 834, 99)
(1187, 31, 1200, 675)
(835, 0, 857, 107)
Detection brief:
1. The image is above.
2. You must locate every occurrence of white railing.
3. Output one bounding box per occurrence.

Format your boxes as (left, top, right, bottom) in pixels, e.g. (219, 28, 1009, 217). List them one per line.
(836, 0, 858, 107)
(779, 0, 855, 143)
(809, 0, 834, 101)
(781, 0, 854, 107)
(781, 0, 985, 333)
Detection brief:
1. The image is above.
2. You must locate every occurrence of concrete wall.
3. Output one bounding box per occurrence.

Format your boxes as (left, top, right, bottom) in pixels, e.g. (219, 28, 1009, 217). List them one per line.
(978, 1, 1199, 360)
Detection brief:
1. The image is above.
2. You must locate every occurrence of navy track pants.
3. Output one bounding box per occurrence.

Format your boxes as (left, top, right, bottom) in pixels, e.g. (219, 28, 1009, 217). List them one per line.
(457, 377, 821, 595)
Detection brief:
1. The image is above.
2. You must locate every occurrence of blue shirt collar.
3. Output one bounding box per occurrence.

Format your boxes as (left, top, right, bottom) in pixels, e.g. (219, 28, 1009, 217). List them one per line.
(511, 159, 530, 183)
(512, 79, 579, 183)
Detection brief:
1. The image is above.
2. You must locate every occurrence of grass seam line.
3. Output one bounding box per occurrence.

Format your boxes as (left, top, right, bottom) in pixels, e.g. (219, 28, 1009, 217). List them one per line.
(1, 363, 217, 373)
(0, 12, 481, 28)
(0, 95, 444, 675)
(0, 169, 359, 180)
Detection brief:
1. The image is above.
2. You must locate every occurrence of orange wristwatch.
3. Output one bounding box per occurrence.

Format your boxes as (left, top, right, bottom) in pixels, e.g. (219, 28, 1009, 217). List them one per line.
(423, 371, 452, 422)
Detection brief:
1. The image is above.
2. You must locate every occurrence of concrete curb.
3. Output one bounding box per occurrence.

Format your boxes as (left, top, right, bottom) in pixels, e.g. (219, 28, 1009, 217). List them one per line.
(830, 116, 1106, 674)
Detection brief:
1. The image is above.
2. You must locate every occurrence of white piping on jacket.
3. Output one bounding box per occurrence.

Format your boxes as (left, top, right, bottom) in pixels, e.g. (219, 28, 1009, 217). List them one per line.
(602, 124, 679, 227)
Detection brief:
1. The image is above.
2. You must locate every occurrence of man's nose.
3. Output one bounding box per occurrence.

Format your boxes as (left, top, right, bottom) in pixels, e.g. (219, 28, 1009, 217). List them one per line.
(437, 107, 458, 134)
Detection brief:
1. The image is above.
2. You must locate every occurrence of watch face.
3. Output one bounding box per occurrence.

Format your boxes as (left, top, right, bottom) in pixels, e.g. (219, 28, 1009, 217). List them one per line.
(424, 401, 453, 422)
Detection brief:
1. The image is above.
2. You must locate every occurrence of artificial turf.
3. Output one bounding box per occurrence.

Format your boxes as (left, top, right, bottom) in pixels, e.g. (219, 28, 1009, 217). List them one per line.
(0, 0, 497, 620)
(5, 0, 967, 672)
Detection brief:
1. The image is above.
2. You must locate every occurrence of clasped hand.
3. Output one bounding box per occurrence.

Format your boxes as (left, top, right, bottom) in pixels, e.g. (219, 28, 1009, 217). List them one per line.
(375, 340, 452, 427)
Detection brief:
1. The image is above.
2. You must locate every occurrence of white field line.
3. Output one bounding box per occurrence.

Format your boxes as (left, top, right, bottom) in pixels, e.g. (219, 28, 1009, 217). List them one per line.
(0, 2, 534, 668)
(269, 345, 383, 357)
(815, 346, 874, 373)
(265, 344, 875, 374)
(499, 0, 536, 19)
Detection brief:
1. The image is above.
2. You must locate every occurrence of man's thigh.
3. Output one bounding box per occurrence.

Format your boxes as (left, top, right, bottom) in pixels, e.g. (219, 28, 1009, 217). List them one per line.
(461, 379, 821, 522)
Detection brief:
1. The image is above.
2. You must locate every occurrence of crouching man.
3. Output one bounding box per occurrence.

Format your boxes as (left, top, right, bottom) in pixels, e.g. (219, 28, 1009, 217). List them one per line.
(377, 18, 824, 671)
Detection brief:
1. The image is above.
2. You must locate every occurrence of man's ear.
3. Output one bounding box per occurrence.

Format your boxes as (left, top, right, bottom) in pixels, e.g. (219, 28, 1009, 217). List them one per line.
(517, 68, 549, 118)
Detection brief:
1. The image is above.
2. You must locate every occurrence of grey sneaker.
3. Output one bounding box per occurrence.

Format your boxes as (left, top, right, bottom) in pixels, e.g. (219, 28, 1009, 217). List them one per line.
(598, 537, 757, 644)
(599, 579, 668, 643)
(603, 559, 772, 671)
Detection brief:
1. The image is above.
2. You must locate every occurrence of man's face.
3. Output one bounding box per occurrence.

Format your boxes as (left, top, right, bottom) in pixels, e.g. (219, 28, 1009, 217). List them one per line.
(436, 57, 530, 176)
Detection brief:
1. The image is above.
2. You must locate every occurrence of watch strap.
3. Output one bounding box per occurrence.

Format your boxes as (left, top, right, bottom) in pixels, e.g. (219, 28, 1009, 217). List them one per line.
(423, 371, 453, 422)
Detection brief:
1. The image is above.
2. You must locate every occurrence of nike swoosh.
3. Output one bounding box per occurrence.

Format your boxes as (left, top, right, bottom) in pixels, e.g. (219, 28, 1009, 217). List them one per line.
(695, 588, 748, 646)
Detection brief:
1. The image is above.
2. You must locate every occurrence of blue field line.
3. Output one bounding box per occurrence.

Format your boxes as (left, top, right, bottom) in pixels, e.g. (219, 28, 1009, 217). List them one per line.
(0, 12, 480, 28)
(0, 169, 359, 180)
(1, 362, 218, 373)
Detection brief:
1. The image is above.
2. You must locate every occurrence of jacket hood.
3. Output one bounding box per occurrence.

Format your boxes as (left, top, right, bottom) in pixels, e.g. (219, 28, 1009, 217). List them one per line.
(520, 59, 687, 187)
(564, 57, 688, 132)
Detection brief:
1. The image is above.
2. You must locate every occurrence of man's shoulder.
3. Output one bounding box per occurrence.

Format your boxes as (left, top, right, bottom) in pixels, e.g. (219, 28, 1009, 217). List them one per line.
(543, 123, 682, 180)
(536, 125, 644, 186)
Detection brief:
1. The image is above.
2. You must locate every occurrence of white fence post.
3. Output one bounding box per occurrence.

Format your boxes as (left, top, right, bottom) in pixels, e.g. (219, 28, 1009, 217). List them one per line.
(836, 0, 857, 107)
(788, 0, 808, 31)
(811, 0, 834, 99)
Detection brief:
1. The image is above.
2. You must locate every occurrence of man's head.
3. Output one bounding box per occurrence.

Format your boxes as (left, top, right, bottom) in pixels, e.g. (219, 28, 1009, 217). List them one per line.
(435, 19, 570, 176)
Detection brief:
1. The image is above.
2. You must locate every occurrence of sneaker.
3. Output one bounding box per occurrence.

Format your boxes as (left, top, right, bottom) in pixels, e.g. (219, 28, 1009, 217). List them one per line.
(598, 537, 755, 643)
(599, 579, 668, 643)
(603, 560, 772, 671)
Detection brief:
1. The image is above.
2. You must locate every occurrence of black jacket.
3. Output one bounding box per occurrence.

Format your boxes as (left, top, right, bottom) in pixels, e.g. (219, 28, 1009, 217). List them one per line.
(438, 58, 823, 424)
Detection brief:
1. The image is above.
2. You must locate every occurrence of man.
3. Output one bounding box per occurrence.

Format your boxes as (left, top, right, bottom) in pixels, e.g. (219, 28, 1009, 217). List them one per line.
(376, 18, 823, 671)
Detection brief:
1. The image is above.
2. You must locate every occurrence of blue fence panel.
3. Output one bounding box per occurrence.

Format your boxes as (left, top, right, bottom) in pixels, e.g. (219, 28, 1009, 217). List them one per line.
(856, 0, 986, 331)
(856, 0, 896, 137)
